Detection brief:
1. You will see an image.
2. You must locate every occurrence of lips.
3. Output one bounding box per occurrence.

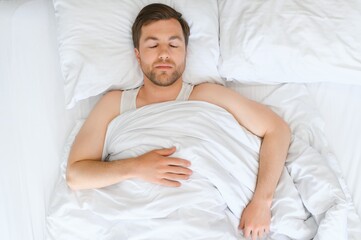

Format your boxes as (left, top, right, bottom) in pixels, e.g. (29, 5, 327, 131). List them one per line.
(154, 64, 173, 69)
(153, 60, 175, 70)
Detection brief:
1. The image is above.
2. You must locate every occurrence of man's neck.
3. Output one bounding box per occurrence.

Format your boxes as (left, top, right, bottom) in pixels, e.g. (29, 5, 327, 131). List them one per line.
(137, 78, 183, 106)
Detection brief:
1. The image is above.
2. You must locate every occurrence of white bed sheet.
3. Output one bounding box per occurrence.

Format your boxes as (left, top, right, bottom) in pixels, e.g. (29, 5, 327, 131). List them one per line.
(307, 83, 361, 218)
(48, 83, 361, 239)
(229, 82, 361, 221)
(0, 0, 76, 239)
(1, 0, 361, 239)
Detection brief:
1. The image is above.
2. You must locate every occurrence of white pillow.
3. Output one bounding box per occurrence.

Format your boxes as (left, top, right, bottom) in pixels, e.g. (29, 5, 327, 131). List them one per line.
(53, 0, 222, 109)
(218, 0, 361, 85)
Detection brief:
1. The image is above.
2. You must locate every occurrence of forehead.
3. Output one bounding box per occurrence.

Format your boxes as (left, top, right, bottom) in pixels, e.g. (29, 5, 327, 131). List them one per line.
(140, 19, 184, 41)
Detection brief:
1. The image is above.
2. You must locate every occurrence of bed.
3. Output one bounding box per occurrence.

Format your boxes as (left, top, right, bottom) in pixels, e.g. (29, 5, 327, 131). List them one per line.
(1, 0, 360, 239)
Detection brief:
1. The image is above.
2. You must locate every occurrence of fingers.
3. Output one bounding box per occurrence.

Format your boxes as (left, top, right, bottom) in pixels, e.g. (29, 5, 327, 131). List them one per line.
(159, 160, 192, 187)
(138, 147, 193, 187)
(166, 158, 191, 169)
(153, 147, 177, 156)
(163, 164, 192, 175)
(158, 178, 181, 187)
(157, 174, 187, 188)
(238, 200, 271, 239)
(158, 167, 192, 187)
(239, 215, 245, 230)
(257, 229, 264, 239)
(243, 226, 251, 239)
(239, 218, 269, 240)
(242, 228, 269, 240)
(163, 172, 191, 181)
(154, 147, 191, 168)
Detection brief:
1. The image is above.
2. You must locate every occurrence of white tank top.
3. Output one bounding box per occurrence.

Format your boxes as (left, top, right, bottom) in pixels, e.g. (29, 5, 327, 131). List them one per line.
(120, 82, 194, 114)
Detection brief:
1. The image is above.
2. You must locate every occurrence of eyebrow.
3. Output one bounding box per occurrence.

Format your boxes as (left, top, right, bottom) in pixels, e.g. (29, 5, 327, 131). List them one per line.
(143, 35, 183, 42)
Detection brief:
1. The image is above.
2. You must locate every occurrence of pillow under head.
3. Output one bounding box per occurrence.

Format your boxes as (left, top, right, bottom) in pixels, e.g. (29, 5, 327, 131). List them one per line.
(53, 0, 222, 108)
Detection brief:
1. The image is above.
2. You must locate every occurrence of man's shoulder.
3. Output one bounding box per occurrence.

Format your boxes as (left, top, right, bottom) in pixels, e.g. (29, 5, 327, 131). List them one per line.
(193, 82, 225, 89)
(103, 90, 123, 99)
(192, 82, 227, 93)
(189, 82, 247, 110)
(100, 90, 123, 107)
(92, 90, 122, 118)
(190, 82, 227, 98)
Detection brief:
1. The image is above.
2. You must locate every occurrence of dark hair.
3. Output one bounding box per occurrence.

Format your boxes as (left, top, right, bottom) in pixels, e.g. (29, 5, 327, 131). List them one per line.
(132, 3, 190, 49)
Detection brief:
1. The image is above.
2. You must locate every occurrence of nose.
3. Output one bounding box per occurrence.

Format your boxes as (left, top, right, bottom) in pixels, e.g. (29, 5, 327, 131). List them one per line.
(158, 45, 170, 60)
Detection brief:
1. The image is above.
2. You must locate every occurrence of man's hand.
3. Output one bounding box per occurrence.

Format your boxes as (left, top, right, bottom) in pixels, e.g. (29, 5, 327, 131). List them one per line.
(239, 198, 271, 240)
(133, 147, 192, 187)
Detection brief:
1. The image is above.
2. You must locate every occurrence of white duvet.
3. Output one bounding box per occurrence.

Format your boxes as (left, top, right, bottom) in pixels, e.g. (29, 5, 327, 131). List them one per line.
(47, 99, 351, 240)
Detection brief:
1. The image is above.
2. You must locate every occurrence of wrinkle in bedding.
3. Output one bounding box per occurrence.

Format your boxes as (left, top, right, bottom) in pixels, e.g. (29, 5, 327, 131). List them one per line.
(47, 101, 348, 239)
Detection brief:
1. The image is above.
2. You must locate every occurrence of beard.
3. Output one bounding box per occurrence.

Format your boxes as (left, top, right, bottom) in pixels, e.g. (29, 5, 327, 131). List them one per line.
(141, 59, 185, 87)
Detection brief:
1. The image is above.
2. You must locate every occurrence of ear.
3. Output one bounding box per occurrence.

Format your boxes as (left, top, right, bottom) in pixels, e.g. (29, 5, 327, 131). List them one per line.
(134, 48, 140, 63)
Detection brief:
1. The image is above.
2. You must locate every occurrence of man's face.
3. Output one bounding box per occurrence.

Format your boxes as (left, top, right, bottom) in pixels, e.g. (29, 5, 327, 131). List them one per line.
(135, 19, 187, 87)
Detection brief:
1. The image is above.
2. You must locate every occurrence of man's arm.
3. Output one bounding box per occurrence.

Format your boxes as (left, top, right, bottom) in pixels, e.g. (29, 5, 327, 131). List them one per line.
(66, 90, 126, 190)
(190, 83, 291, 239)
(67, 91, 192, 190)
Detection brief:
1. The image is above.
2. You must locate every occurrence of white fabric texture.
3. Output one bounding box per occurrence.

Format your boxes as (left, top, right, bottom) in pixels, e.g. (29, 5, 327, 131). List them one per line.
(53, 0, 222, 108)
(0, 1, 71, 239)
(227, 82, 361, 239)
(306, 83, 361, 219)
(218, 0, 361, 85)
(2, 1, 361, 240)
(47, 100, 351, 239)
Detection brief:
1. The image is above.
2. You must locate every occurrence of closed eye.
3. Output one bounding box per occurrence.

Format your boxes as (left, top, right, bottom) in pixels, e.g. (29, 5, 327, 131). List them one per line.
(149, 45, 158, 48)
(170, 45, 178, 48)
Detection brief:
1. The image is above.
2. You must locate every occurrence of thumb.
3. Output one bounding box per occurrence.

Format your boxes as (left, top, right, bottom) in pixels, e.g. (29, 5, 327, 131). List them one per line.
(154, 147, 176, 156)
(239, 215, 245, 230)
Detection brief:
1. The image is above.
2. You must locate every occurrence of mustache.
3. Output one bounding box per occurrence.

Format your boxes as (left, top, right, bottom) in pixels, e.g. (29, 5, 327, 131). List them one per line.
(152, 59, 175, 67)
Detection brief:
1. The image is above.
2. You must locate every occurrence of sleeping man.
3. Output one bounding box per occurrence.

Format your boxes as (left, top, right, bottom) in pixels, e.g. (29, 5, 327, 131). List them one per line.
(65, 3, 291, 240)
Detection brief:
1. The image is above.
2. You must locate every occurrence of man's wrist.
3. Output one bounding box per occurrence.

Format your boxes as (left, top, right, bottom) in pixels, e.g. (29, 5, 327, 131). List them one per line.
(252, 192, 273, 207)
(113, 157, 137, 180)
